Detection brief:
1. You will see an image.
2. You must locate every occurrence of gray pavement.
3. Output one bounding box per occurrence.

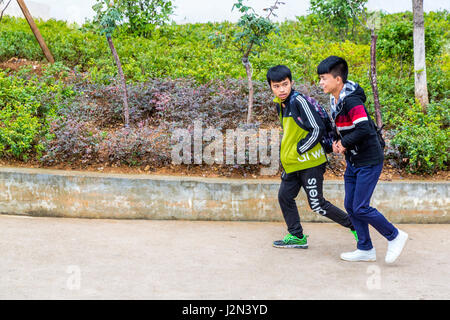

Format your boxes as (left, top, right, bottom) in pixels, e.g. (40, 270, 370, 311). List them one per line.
(0, 214, 449, 300)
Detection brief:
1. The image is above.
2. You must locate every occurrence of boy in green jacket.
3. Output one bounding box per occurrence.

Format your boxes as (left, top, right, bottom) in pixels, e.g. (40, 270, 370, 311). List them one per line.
(267, 65, 357, 249)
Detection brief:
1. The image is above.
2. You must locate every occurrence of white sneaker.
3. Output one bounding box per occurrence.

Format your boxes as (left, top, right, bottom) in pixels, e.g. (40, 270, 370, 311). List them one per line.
(340, 248, 376, 262)
(385, 229, 408, 264)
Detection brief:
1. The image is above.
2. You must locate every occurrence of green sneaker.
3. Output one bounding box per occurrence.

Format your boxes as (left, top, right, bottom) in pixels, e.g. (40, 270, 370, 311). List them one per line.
(351, 230, 359, 242)
(273, 234, 308, 249)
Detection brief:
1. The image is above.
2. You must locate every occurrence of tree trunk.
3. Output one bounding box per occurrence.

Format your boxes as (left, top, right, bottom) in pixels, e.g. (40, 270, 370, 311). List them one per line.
(369, 30, 383, 128)
(106, 35, 130, 128)
(412, 0, 429, 111)
(17, 0, 54, 63)
(242, 56, 254, 124)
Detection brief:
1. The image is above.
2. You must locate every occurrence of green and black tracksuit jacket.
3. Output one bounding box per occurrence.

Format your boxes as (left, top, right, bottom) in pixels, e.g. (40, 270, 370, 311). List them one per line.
(275, 90, 327, 174)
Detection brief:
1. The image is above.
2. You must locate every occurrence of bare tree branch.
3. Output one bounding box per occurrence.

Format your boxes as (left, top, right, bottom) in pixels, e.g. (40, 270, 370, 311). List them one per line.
(264, 0, 284, 20)
(0, 0, 12, 23)
(345, 0, 369, 30)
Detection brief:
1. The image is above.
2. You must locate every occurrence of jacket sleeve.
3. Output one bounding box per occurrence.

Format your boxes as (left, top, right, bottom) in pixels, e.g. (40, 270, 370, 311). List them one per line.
(294, 95, 325, 154)
(333, 126, 340, 142)
(340, 98, 372, 149)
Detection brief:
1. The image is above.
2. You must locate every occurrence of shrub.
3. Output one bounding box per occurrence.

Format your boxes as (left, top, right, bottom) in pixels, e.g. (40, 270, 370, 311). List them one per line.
(1, 12, 449, 173)
(378, 11, 448, 64)
(0, 102, 42, 160)
(391, 102, 449, 174)
(97, 123, 171, 166)
(41, 117, 100, 164)
(42, 117, 172, 167)
(0, 70, 74, 160)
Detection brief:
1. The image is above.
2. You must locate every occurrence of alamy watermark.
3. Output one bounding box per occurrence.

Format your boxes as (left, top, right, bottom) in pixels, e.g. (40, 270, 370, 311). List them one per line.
(66, 265, 81, 291)
(366, 265, 381, 290)
(171, 120, 281, 175)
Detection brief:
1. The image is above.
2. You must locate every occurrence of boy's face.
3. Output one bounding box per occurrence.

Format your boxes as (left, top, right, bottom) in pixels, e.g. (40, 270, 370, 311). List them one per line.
(319, 73, 342, 95)
(270, 78, 293, 101)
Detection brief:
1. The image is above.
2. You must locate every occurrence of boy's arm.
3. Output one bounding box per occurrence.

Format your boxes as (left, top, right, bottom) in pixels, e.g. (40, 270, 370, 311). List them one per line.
(295, 95, 325, 154)
(340, 99, 372, 149)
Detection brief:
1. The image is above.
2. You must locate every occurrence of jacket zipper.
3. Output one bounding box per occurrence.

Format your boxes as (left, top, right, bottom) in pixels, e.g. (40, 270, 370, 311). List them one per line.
(332, 100, 354, 166)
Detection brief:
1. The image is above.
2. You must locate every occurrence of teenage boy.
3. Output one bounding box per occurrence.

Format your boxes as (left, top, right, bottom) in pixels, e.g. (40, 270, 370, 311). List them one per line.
(317, 56, 408, 263)
(267, 65, 357, 249)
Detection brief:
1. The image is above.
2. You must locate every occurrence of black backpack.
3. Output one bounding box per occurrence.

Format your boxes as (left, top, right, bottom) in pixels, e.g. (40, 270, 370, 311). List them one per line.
(364, 107, 385, 150)
(373, 122, 386, 150)
(290, 92, 334, 154)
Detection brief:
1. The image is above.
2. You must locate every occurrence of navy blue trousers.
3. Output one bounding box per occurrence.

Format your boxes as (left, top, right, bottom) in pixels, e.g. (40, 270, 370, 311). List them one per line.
(344, 161, 398, 250)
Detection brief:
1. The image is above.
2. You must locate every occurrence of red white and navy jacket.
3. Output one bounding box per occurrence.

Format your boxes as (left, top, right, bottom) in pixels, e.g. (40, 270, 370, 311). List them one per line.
(330, 81, 384, 167)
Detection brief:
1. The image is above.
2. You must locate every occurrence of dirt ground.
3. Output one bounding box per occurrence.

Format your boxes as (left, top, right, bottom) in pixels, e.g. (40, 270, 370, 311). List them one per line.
(1, 157, 448, 182)
(0, 57, 43, 75)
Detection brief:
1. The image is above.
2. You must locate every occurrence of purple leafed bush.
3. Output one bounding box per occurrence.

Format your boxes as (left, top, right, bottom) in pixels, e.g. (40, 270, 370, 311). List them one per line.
(42, 117, 100, 164)
(96, 122, 171, 166)
(40, 77, 327, 169)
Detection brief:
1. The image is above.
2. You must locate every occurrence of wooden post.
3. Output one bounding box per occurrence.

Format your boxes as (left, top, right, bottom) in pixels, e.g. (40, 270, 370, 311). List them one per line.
(16, 0, 54, 63)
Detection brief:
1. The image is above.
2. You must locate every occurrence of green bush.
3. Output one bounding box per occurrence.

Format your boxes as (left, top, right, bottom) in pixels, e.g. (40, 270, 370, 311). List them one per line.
(1, 13, 448, 89)
(0, 70, 75, 160)
(0, 101, 42, 160)
(391, 102, 449, 174)
(377, 11, 447, 64)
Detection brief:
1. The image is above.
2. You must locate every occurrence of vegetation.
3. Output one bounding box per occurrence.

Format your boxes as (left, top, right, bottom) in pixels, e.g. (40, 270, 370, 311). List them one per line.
(228, 0, 281, 124)
(309, 0, 368, 41)
(0, 9, 448, 174)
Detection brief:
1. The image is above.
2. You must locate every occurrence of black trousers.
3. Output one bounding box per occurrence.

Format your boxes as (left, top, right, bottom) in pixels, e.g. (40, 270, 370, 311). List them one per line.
(278, 163, 354, 238)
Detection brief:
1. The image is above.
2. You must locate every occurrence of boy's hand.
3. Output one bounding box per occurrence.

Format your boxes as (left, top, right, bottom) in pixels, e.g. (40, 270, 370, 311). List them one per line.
(336, 140, 346, 154)
(332, 141, 339, 154)
(333, 141, 346, 154)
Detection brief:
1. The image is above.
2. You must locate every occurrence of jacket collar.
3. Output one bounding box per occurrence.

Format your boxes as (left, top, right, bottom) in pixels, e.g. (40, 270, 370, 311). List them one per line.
(273, 89, 297, 105)
(330, 80, 357, 117)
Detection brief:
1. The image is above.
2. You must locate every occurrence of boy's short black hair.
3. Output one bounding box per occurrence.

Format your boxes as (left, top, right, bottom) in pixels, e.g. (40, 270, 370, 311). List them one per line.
(317, 56, 349, 83)
(266, 65, 292, 86)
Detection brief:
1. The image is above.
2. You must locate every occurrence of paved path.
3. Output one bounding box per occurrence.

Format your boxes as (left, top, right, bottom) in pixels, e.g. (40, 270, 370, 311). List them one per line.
(0, 215, 449, 300)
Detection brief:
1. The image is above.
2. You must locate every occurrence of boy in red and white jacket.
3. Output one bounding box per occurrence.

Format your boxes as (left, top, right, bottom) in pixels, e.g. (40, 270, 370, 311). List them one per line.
(317, 56, 408, 264)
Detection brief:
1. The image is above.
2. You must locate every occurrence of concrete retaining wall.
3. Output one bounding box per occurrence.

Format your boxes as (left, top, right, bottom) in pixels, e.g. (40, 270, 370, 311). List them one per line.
(0, 167, 448, 223)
